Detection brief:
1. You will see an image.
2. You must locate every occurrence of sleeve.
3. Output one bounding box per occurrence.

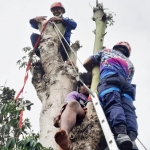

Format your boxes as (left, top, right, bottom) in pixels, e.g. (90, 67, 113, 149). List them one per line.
(90, 51, 103, 65)
(62, 17, 77, 30)
(29, 18, 39, 30)
(65, 91, 79, 101)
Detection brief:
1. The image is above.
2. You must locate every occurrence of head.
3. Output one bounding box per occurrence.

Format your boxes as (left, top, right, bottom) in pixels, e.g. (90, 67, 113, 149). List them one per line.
(77, 72, 92, 95)
(50, 2, 65, 16)
(113, 42, 131, 57)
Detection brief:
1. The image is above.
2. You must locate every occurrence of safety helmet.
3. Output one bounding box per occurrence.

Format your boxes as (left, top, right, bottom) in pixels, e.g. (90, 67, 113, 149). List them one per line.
(113, 42, 131, 57)
(50, 2, 65, 14)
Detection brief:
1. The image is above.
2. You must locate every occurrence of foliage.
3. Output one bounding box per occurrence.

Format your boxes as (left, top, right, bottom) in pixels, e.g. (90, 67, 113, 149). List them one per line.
(16, 47, 39, 69)
(0, 86, 53, 150)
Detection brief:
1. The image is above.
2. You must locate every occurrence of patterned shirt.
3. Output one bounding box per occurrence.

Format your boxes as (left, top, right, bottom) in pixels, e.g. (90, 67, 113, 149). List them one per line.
(90, 49, 134, 83)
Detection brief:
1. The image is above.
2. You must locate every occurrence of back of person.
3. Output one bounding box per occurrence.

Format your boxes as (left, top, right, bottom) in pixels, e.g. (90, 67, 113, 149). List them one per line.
(99, 48, 134, 83)
(83, 42, 139, 150)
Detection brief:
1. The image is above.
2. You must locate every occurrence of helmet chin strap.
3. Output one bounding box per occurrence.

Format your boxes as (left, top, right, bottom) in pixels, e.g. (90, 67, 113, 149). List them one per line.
(115, 47, 128, 56)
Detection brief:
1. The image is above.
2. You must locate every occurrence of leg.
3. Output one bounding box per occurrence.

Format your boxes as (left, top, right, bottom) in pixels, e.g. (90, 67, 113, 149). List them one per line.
(122, 96, 138, 150)
(54, 100, 85, 150)
(100, 90, 132, 150)
(122, 96, 138, 134)
(102, 91, 127, 129)
(59, 39, 69, 61)
(30, 33, 40, 57)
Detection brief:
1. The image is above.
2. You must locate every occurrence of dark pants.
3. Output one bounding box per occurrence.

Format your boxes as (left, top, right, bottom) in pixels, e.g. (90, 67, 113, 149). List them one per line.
(98, 74, 138, 135)
(30, 33, 40, 57)
(59, 39, 69, 61)
(30, 33, 69, 61)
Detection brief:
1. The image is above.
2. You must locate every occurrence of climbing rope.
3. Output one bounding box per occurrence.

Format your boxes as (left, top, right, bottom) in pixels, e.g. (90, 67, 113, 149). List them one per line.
(137, 137, 147, 150)
(53, 23, 79, 75)
(53, 22, 84, 68)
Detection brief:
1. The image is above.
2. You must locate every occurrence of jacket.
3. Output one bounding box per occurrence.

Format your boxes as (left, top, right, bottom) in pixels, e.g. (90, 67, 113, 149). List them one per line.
(29, 17, 77, 43)
(90, 48, 134, 83)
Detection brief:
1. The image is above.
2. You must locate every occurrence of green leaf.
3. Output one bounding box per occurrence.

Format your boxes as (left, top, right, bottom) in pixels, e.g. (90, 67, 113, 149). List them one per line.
(0, 115, 3, 123)
(30, 140, 34, 148)
(6, 138, 15, 150)
(4, 125, 10, 134)
(9, 118, 18, 126)
(1, 104, 7, 114)
(1, 125, 5, 135)
(8, 138, 15, 149)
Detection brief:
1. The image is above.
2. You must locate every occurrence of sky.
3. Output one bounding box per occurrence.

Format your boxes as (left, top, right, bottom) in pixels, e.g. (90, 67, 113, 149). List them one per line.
(0, 0, 150, 149)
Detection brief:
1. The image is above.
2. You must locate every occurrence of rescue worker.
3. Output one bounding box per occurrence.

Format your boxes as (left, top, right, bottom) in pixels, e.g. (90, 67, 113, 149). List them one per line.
(83, 42, 138, 150)
(29, 2, 77, 61)
(53, 72, 92, 150)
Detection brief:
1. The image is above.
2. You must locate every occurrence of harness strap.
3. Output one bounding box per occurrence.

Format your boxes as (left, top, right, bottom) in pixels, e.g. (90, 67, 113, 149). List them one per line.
(99, 87, 120, 99)
(122, 93, 133, 101)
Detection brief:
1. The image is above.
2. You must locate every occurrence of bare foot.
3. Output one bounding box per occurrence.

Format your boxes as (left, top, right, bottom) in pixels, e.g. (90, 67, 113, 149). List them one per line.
(54, 129, 70, 150)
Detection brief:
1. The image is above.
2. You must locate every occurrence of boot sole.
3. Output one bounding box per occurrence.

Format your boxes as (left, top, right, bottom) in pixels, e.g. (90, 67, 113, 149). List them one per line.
(119, 140, 133, 150)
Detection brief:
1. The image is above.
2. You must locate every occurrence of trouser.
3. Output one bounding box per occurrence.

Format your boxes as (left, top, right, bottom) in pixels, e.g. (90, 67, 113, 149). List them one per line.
(30, 33, 40, 57)
(59, 38, 69, 61)
(98, 74, 138, 135)
(30, 33, 69, 60)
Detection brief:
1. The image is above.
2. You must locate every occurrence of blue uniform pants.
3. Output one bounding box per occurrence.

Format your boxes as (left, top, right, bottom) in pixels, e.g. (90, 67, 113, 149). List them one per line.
(30, 33, 40, 57)
(30, 33, 69, 61)
(98, 74, 138, 135)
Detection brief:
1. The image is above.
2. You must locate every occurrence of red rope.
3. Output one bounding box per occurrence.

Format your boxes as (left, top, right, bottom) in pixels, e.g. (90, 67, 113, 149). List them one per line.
(15, 21, 49, 129)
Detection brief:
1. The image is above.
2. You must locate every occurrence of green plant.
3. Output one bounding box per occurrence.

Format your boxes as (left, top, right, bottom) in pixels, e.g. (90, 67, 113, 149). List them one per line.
(0, 86, 53, 150)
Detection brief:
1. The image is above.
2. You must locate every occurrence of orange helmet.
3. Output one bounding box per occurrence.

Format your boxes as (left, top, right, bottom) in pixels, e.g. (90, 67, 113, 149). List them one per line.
(113, 42, 131, 57)
(50, 2, 65, 13)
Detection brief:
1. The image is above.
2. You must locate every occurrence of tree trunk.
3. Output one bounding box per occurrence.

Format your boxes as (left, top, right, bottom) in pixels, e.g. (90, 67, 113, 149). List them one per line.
(31, 21, 80, 149)
(31, 2, 113, 150)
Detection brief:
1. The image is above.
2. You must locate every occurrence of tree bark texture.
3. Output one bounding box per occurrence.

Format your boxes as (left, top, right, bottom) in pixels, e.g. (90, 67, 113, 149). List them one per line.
(32, 22, 79, 149)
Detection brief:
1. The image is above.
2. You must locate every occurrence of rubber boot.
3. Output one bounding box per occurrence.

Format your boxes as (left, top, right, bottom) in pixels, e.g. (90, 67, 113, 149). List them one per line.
(128, 131, 139, 150)
(113, 125, 133, 150)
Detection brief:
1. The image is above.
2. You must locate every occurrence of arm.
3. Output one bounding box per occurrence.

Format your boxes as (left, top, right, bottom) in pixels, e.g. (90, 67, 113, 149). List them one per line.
(83, 51, 102, 71)
(83, 57, 94, 72)
(29, 16, 47, 29)
(62, 18, 77, 30)
(29, 18, 38, 29)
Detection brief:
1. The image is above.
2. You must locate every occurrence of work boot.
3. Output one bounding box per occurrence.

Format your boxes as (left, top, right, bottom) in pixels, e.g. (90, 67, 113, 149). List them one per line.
(113, 125, 133, 150)
(128, 131, 139, 150)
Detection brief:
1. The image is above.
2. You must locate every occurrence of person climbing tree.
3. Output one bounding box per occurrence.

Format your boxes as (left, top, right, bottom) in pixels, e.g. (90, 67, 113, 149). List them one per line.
(29, 2, 77, 61)
(83, 42, 138, 150)
(53, 72, 92, 150)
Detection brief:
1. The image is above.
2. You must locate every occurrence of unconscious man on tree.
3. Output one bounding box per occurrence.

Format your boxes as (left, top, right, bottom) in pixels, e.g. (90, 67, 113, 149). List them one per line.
(83, 42, 138, 150)
(53, 72, 92, 150)
(29, 2, 77, 62)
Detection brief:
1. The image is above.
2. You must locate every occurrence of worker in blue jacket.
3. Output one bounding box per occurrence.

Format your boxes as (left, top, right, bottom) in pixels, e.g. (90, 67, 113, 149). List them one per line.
(83, 42, 138, 150)
(29, 2, 77, 61)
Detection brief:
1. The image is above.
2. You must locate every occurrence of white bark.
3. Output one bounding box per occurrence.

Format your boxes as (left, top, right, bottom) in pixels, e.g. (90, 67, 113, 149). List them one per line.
(32, 21, 79, 149)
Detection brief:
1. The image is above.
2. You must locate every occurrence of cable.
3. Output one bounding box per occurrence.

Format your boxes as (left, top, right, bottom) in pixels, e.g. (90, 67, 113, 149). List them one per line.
(137, 137, 147, 150)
